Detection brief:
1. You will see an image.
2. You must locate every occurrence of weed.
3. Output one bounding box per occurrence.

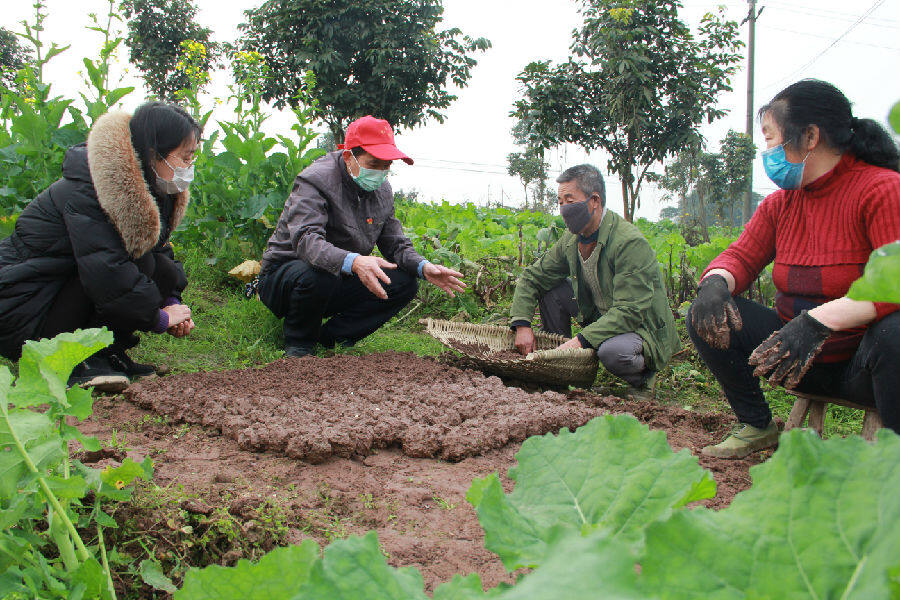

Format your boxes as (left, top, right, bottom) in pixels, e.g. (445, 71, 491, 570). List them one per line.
(358, 493, 377, 510)
(432, 495, 457, 511)
(107, 428, 130, 453)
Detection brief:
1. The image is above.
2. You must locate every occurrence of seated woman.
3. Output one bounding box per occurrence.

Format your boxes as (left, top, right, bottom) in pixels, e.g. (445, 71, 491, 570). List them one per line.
(0, 102, 199, 391)
(688, 79, 900, 458)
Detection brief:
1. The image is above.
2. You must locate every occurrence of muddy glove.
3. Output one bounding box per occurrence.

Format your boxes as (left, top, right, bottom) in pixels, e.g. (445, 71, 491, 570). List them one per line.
(748, 311, 832, 389)
(691, 274, 743, 349)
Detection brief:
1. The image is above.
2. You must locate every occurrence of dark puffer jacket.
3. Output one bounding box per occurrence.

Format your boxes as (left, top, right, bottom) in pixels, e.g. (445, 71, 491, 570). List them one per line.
(0, 111, 188, 359)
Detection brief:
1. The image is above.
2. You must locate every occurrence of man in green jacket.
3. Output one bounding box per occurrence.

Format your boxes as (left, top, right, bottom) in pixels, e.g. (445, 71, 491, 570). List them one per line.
(510, 164, 679, 389)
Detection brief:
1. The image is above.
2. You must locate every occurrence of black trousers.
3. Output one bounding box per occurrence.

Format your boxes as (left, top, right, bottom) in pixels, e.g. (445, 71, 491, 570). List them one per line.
(38, 252, 180, 353)
(538, 280, 580, 338)
(687, 295, 900, 433)
(258, 259, 418, 350)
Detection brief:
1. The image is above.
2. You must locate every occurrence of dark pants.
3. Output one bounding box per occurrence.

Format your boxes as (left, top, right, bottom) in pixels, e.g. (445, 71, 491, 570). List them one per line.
(38, 252, 180, 353)
(687, 295, 900, 433)
(539, 280, 649, 386)
(258, 259, 418, 350)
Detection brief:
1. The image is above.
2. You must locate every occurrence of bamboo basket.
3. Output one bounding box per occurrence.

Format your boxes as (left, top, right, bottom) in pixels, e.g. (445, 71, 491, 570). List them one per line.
(421, 318, 598, 388)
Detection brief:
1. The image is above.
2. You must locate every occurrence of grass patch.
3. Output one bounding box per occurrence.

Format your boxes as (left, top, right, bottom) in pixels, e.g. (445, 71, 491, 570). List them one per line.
(132, 286, 284, 373)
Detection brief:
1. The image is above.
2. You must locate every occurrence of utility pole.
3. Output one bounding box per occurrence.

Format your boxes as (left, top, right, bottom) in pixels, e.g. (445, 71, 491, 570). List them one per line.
(741, 0, 763, 224)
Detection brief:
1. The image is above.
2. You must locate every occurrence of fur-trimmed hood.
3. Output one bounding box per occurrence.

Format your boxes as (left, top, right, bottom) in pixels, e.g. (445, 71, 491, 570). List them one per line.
(85, 111, 189, 257)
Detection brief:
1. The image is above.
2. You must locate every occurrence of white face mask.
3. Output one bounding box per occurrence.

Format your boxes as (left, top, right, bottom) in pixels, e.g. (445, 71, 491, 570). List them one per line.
(153, 156, 194, 195)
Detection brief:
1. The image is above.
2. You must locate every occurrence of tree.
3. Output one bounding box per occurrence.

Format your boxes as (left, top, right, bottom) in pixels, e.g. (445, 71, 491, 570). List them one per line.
(651, 135, 710, 241)
(121, 0, 217, 101)
(507, 148, 549, 210)
(513, 0, 743, 222)
(719, 129, 756, 224)
(654, 129, 756, 238)
(239, 0, 491, 141)
(0, 27, 32, 88)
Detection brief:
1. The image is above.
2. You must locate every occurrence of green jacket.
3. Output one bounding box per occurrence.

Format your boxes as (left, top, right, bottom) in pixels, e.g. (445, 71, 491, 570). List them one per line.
(510, 210, 679, 372)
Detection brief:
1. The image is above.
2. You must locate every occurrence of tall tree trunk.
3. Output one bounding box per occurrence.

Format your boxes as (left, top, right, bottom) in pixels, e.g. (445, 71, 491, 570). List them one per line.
(696, 183, 711, 242)
(621, 178, 633, 222)
(328, 121, 346, 147)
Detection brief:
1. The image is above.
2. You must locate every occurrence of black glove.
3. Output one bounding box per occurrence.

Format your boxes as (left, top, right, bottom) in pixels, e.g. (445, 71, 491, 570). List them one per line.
(748, 311, 832, 389)
(691, 274, 743, 350)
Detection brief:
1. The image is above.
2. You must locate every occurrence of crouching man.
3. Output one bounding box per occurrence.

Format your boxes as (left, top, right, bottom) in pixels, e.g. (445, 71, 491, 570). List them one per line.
(510, 164, 679, 392)
(259, 115, 465, 357)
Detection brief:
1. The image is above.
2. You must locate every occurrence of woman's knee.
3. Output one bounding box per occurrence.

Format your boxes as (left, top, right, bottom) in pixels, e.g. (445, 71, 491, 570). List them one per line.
(862, 311, 900, 357)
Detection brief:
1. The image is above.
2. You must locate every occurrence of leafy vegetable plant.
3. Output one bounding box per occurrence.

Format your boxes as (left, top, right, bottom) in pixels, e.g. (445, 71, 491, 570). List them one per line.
(848, 240, 900, 303)
(0, 329, 152, 599)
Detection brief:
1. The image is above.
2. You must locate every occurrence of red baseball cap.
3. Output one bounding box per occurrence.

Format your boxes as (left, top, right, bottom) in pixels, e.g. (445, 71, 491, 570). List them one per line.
(338, 115, 413, 165)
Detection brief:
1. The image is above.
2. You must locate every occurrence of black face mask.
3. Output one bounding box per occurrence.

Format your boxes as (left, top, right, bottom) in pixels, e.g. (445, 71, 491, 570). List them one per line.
(560, 196, 602, 241)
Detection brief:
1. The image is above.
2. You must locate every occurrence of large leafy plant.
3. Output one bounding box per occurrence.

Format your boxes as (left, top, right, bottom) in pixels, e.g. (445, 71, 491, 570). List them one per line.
(0, 329, 152, 599)
(171, 414, 900, 598)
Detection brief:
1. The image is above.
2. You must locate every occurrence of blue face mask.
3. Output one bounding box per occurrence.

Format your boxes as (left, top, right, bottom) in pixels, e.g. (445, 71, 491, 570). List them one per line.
(761, 144, 808, 190)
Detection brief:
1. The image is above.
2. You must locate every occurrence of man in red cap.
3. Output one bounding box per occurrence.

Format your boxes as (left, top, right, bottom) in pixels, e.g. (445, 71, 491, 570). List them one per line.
(258, 115, 466, 357)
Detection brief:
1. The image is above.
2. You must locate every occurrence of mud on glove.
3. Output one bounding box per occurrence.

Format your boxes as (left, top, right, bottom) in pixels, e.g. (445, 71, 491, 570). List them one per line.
(691, 274, 743, 350)
(748, 310, 832, 389)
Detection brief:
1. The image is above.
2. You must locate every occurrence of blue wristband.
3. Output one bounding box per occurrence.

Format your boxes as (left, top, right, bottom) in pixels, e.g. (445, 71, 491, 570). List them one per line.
(417, 259, 430, 279)
(342, 252, 360, 275)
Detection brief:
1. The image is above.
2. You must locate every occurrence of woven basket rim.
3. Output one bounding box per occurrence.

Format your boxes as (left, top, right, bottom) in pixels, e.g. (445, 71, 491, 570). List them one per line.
(421, 318, 598, 386)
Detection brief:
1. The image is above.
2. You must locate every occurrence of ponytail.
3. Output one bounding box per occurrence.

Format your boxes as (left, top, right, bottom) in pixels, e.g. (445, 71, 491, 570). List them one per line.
(849, 117, 900, 173)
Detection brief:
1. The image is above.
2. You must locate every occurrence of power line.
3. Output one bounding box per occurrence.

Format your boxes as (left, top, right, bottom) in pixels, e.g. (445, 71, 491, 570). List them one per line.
(762, 24, 900, 51)
(759, 0, 889, 93)
(762, 0, 899, 24)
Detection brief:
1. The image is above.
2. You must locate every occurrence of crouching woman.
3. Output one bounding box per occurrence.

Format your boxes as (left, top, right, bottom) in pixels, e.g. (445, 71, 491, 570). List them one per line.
(0, 102, 199, 390)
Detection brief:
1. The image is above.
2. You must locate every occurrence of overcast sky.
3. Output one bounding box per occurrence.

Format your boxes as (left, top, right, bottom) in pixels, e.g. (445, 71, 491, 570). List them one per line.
(4, 0, 899, 219)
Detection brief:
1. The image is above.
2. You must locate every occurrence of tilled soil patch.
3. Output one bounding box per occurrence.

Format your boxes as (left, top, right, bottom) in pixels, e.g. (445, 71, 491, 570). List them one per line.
(125, 352, 606, 463)
(83, 352, 767, 595)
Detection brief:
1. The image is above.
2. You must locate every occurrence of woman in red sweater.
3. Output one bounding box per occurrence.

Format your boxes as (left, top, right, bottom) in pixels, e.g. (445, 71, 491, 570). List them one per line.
(688, 79, 900, 458)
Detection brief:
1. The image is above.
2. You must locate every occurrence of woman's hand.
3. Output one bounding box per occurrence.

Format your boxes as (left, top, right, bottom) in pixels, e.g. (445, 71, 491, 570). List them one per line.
(167, 318, 194, 338)
(749, 311, 832, 389)
(691, 273, 742, 349)
(162, 303, 192, 327)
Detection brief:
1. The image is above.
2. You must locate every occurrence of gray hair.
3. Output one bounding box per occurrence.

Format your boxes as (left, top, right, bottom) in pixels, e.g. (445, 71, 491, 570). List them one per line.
(556, 164, 606, 205)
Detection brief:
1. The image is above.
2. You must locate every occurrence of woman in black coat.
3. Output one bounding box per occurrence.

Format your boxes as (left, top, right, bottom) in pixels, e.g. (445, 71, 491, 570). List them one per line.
(0, 102, 199, 390)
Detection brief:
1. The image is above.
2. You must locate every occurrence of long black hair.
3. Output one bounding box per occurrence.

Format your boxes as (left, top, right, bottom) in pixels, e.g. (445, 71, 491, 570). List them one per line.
(129, 101, 202, 192)
(759, 79, 899, 173)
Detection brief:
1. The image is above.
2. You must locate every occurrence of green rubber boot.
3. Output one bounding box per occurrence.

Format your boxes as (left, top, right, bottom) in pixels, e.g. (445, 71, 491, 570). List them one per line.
(701, 421, 779, 459)
(624, 372, 657, 402)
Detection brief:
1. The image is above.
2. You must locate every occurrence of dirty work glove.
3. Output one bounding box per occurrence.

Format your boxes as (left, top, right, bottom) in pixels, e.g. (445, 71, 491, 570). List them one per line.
(748, 311, 832, 390)
(691, 274, 743, 350)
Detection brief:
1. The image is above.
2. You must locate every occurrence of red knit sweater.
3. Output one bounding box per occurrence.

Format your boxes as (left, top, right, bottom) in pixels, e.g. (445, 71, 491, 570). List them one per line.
(703, 153, 900, 362)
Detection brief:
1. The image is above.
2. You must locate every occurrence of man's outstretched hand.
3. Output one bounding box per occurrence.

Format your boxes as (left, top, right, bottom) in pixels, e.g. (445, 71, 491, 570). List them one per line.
(352, 255, 397, 300)
(423, 263, 466, 297)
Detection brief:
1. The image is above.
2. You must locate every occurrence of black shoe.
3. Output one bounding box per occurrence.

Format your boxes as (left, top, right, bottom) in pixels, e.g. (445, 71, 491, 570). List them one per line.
(68, 355, 130, 393)
(108, 351, 157, 379)
(285, 345, 314, 358)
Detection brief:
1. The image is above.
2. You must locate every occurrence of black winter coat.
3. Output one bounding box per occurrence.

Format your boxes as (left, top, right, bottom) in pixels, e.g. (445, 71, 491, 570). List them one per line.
(0, 111, 188, 359)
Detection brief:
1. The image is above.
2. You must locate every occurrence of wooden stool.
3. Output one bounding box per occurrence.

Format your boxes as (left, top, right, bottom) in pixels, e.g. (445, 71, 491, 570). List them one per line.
(785, 391, 883, 441)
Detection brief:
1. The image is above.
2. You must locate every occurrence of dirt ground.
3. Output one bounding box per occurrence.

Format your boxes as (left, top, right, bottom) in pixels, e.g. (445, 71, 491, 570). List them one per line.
(77, 352, 765, 595)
